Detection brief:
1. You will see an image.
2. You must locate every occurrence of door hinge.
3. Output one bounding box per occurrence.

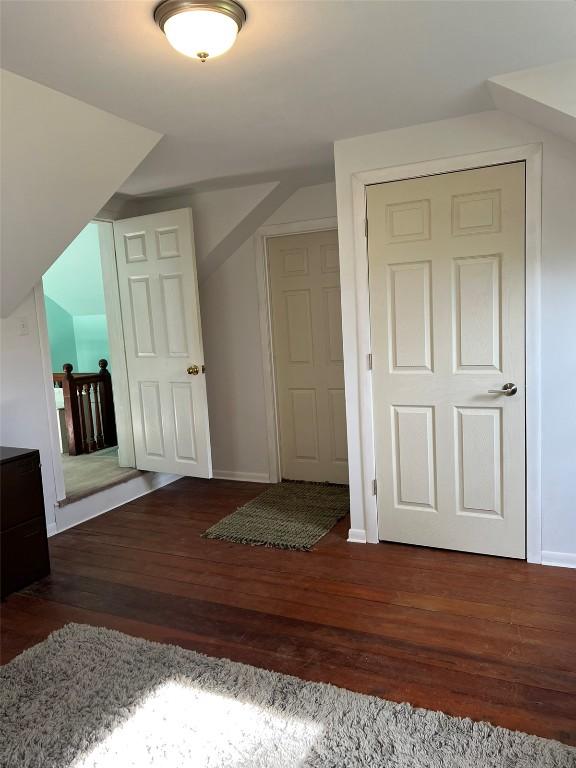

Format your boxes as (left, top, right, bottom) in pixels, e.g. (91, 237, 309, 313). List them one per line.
(367, 352, 373, 370)
(372, 478, 378, 496)
(364, 218, 368, 238)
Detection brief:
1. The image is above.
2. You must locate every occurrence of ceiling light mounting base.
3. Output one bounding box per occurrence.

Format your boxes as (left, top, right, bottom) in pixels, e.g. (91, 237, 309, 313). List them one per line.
(154, 0, 246, 35)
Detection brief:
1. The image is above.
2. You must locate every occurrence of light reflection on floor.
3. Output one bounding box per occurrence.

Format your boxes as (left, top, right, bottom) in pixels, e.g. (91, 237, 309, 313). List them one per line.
(72, 679, 324, 767)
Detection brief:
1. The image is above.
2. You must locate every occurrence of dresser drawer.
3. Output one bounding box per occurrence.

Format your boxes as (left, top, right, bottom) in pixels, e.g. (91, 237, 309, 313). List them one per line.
(0, 517, 50, 599)
(0, 452, 44, 530)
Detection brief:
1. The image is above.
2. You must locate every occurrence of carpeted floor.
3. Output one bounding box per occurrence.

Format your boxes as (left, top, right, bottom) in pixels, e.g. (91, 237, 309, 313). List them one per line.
(61, 447, 141, 503)
(202, 481, 349, 550)
(1, 624, 573, 768)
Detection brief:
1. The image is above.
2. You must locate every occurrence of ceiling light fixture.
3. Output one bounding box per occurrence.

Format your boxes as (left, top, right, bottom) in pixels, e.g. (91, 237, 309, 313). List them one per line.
(154, 0, 246, 62)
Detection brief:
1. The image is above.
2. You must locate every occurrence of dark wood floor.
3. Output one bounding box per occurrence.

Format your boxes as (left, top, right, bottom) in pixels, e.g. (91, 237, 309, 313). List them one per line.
(2, 478, 575, 745)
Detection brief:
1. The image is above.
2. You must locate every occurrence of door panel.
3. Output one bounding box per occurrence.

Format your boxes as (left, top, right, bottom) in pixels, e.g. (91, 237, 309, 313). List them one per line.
(392, 405, 437, 510)
(453, 255, 501, 370)
(455, 407, 502, 517)
(139, 381, 164, 458)
(161, 274, 189, 356)
(290, 389, 320, 461)
(114, 208, 212, 477)
(269, 230, 348, 483)
(367, 163, 525, 557)
(388, 261, 433, 371)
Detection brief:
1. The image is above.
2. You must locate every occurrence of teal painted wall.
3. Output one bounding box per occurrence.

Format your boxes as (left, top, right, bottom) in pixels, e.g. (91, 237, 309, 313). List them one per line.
(44, 296, 78, 372)
(43, 224, 107, 316)
(74, 315, 110, 371)
(43, 222, 110, 373)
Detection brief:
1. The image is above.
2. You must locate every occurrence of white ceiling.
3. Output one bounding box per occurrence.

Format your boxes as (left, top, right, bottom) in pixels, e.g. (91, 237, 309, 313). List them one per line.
(2, 1, 575, 195)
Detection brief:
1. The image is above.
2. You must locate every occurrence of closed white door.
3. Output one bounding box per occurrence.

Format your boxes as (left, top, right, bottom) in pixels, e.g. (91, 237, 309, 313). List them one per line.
(113, 208, 212, 477)
(367, 163, 525, 558)
(268, 230, 348, 483)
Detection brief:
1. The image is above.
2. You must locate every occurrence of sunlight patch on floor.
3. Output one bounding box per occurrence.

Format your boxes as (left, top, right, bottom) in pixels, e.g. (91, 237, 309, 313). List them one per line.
(72, 679, 323, 767)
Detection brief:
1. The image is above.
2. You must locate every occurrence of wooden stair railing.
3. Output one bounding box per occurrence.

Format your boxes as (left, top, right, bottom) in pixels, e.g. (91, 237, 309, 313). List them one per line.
(53, 360, 118, 455)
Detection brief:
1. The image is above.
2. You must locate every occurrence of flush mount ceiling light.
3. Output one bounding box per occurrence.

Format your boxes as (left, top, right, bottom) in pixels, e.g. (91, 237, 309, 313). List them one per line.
(154, 0, 246, 62)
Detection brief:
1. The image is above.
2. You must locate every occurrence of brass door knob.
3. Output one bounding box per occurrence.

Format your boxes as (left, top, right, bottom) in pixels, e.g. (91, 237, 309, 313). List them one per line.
(187, 365, 200, 376)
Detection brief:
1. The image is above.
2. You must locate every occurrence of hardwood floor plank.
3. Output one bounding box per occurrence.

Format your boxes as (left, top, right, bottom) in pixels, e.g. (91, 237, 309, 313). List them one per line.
(47, 556, 576, 674)
(48, 540, 576, 635)
(5, 596, 574, 744)
(2, 477, 575, 746)
(25, 564, 576, 712)
(20, 572, 576, 723)
(54, 525, 576, 618)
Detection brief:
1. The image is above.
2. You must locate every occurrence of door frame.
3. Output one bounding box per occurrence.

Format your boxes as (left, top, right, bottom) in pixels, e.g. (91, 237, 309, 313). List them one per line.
(349, 144, 543, 563)
(255, 217, 339, 483)
(97, 220, 136, 468)
(34, 282, 67, 503)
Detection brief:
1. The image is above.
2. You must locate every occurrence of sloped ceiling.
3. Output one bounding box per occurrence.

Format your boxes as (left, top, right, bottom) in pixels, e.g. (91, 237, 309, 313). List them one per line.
(488, 59, 576, 145)
(2, 1, 575, 194)
(126, 181, 280, 262)
(0, 70, 161, 317)
(122, 166, 335, 282)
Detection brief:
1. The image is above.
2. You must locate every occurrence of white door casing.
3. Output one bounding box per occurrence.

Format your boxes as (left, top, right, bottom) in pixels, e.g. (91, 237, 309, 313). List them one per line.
(367, 162, 525, 557)
(98, 220, 136, 469)
(268, 230, 348, 483)
(113, 208, 212, 477)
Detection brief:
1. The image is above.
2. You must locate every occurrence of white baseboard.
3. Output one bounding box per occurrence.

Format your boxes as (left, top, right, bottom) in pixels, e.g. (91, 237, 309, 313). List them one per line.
(541, 551, 576, 569)
(54, 472, 180, 534)
(46, 522, 58, 538)
(212, 469, 271, 483)
(348, 527, 367, 544)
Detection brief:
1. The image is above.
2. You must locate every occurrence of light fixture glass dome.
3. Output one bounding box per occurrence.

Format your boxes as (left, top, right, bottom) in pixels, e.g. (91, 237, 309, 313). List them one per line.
(155, 1, 246, 62)
(164, 10, 237, 60)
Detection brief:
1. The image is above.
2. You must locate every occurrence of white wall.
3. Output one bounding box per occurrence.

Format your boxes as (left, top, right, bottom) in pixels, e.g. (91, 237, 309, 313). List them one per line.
(0, 70, 167, 533)
(124, 180, 337, 481)
(334, 109, 576, 566)
(266, 183, 337, 225)
(0, 290, 180, 533)
(0, 173, 336, 536)
(125, 182, 279, 276)
(0, 293, 59, 533)
(0, 70, 161, 317)
(201, 237, 271, 480)
(201, 182, 338, 480)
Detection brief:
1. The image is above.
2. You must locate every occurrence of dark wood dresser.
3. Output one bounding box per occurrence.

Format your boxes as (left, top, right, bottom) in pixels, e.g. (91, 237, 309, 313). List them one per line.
(1, 447, 50, 600)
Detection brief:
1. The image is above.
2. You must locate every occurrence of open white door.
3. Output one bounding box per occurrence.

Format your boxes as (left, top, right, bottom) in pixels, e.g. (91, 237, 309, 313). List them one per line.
(113, 208, 212, 477)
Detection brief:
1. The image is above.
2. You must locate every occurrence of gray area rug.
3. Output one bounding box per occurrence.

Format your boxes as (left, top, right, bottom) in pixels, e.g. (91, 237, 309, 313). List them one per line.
(1, 624, 574, 768)
(61, 447, 140, 504)
(202, 481, 349, 550)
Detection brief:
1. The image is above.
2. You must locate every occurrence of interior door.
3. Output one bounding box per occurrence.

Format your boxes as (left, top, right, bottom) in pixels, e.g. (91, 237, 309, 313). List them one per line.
(367, 163, 525, 557)
(113, 208, 212, 477)
(268, 229, 348, 483)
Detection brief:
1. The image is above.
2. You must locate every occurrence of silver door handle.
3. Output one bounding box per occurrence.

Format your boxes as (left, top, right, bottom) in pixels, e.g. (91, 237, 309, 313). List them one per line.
(488, 383, 517, 396)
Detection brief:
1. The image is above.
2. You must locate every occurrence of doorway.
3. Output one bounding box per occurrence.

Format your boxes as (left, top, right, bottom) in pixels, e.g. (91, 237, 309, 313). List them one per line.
(42, 222, 138, 502)
(367, 162, 526, 558)
(40, 207, 214, 511)
(266, 229, 348, 484)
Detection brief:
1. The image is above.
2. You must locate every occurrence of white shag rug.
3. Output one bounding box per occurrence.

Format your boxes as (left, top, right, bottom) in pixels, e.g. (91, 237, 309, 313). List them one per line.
(0, 624, 574, 768)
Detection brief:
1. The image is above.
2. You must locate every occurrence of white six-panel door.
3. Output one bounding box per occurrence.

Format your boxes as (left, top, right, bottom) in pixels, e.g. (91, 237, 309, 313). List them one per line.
(268, 230, 348, 483)
(113, 208, 212, 477)
(367, 163, 525, 558)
